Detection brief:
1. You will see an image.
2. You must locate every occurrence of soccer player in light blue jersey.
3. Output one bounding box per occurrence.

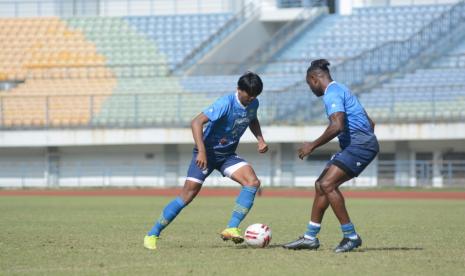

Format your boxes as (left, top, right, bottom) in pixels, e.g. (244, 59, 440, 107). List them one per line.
(144, 72, 268, 250)
(283, 59, 379, 253)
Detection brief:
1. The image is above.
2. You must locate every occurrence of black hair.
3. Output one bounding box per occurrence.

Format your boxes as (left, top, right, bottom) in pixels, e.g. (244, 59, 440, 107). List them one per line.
(237, 71, 263, 97)
(307, 59, 331, 75)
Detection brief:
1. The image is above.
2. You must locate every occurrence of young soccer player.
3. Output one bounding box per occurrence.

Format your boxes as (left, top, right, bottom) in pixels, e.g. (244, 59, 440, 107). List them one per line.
(283, 59, 379, 253)
(144, 72, 268, 250)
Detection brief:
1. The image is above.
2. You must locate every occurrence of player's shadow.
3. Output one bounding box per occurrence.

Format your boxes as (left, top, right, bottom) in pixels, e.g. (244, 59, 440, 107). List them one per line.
(213, 244, 423, 251)
(357, 247, 423, 252)
(233, 244, 286, 249)
(232, 245, 424, 251)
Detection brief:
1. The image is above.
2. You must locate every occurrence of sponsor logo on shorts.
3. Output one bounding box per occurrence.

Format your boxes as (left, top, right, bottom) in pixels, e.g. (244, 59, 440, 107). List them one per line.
(202, 169, 208, 175)
(356, 162, 362, 167)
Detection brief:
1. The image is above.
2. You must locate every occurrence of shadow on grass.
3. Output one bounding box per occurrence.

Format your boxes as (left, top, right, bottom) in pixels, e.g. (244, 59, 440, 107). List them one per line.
(231, 245, 424, 251)
(358, 247, 423, 252)
(210, 243, 423, 251)
(233, 244, 287, 249)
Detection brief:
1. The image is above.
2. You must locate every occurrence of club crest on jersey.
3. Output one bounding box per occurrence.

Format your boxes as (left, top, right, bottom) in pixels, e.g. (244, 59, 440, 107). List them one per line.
(232, 117, 250, 129)
(219, 137, 228, 145)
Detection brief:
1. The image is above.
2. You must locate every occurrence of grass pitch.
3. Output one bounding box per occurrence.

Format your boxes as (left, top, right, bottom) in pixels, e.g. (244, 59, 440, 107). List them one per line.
(1, 195, 465, 275)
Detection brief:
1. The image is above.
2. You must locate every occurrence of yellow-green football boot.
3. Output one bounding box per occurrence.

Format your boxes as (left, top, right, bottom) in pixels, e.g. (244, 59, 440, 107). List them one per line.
(220, 227, 244, 244)
(144, 235, 159, 250)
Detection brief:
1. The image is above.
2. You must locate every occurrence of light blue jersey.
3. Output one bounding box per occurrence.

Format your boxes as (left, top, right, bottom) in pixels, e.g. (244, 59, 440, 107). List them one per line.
(202, 92, 258, 154)
(323, 81, 375, 149)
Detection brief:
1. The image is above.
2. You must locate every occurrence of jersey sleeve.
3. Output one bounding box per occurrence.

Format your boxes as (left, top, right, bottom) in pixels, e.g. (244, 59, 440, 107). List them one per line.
(203, 97, 229, 122)
(324, 89, 345, 117)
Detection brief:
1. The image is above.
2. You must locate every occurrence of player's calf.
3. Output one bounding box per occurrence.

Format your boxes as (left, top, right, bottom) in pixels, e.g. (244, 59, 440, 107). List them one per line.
(227, 185, 258, 229)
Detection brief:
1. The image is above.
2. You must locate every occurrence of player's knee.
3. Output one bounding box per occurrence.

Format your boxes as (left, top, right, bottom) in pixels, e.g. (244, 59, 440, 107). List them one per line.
(182, 194, 194, 205)
(181, 186, 201, 204)
(245, 178, 260, 188)
(319, 180, 335, 194)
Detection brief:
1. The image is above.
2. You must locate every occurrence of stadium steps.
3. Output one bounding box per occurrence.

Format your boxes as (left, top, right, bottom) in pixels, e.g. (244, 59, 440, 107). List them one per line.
(359, 33, 465, 123)
(240, 5, 328, 74)
(272, 2, 464, 124)
(261, 4, 451, 75)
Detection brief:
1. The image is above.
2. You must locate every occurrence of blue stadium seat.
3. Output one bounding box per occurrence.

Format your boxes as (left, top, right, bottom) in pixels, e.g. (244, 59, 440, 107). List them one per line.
(125, 13, 233, 68)
(261, 4, 451, 75)
(358, 38, 465, 122)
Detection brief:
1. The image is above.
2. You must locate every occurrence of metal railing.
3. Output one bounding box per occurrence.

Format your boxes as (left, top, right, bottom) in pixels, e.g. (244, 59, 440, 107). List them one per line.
(0, 159, 464, 188)
(277, 0, 327, 8)
(0, 87, 464, 129)
(377, 159, 465, 187)
(275, 81, 465, 125)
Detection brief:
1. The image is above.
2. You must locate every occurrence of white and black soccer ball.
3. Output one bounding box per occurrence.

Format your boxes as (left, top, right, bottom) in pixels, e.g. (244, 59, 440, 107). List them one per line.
(244, 223, 272, 248)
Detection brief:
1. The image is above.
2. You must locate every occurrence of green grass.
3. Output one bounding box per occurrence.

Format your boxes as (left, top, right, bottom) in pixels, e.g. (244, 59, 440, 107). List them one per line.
(1, 196, 465, 275)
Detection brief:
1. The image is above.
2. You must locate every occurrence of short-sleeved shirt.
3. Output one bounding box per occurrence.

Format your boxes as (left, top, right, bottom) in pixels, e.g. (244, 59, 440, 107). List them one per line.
(323, 81, 375, 149)
(202, 92, 258, 155)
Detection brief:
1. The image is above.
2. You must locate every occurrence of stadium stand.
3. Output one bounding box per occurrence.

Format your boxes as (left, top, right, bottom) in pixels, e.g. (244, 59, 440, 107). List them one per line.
(0, 2, 462, 128)
(262, 4, 452, 74)
(360, 38, 465, 122)
(125, 13, 233, 67)
(0, 18, 116, 127)
(0, 13, 235, 127)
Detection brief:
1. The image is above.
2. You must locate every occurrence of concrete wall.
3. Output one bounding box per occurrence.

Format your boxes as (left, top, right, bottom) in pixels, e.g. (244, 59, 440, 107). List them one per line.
(188, 15, 282, 75)
(0, 122, 464, 147)
(351, 0, 459, 8)
(0, 0, 242, 17)
(0, 122, 463, 188)
(0, 137, 462, 188)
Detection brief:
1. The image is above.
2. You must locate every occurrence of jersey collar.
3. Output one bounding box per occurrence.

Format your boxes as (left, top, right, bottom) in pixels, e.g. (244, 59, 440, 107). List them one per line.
(324, 81, 336, 95)
(235, 92, 246, 109)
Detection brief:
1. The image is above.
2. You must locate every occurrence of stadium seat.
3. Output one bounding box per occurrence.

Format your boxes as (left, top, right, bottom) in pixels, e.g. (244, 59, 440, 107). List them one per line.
(358, 37, 465, 123)
(262, 4, 452, 75)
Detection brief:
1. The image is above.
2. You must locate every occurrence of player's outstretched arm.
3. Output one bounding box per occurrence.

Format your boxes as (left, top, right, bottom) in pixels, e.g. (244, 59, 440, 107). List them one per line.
(191, 113, 210, 169)
(298, 112, 345, 159)
(249, 118, 268, 154)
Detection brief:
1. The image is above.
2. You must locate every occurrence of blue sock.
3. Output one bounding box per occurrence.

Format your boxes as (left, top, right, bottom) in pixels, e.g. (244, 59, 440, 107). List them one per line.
(341, 222, 358, 239)
(304, 221, 321, 240)
(148, 197, 186, 237)
(227, 186, 258, 228)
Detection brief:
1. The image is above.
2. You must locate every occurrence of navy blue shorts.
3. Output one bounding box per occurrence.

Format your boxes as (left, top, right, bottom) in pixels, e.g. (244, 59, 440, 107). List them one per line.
(186, 150, 248, 184)
(328, 137, 379, 177)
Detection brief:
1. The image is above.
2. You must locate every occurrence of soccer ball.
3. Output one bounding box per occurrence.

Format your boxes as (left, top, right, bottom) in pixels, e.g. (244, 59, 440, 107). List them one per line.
(244, 223, 272, 248)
